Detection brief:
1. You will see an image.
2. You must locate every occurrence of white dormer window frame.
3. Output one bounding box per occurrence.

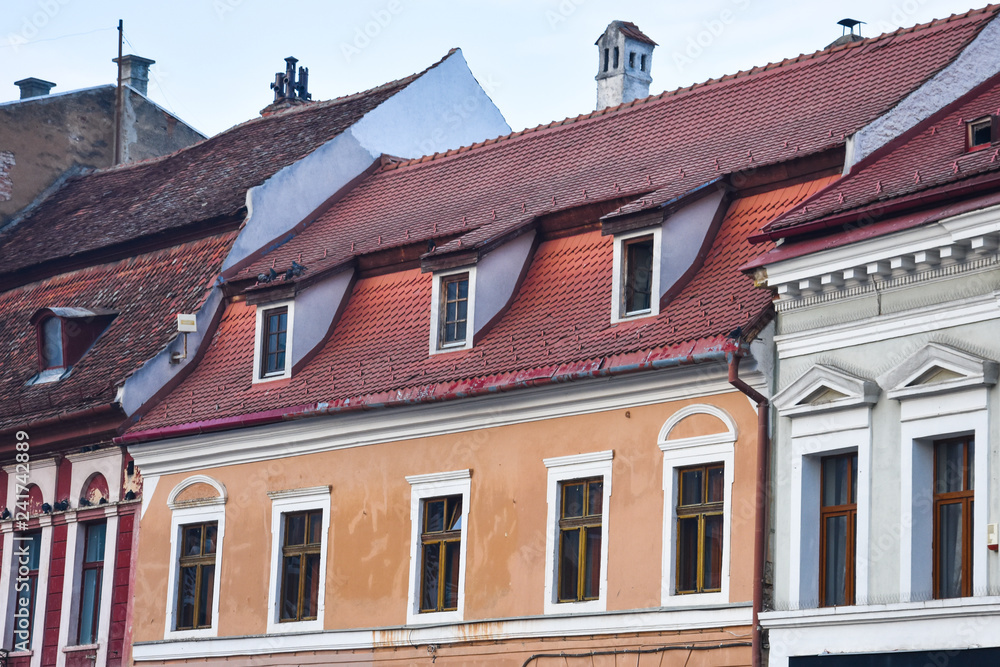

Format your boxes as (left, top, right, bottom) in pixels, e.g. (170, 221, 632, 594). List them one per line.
(429, 267, 476, 354)
(253, 299, 294, 383)
(611, 226, 661, 323)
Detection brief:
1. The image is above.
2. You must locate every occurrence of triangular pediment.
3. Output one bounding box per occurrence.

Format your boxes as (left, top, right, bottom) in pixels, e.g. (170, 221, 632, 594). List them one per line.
(879, 343, 998, 400)
(773, 364, 880, 416)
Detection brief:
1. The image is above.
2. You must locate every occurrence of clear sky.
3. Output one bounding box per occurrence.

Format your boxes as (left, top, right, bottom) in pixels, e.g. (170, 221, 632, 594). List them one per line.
(3, 0, 990, 138)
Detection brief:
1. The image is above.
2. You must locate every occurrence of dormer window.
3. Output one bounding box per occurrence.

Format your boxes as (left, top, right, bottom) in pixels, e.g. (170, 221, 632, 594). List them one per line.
(429, 268, 477, 354)
(611, 228, 661, 322)
(968, 117, 994, 151)
(253, 300, 294, 382)
(29, 307, 117, 385)
(628, 52, 635, 69)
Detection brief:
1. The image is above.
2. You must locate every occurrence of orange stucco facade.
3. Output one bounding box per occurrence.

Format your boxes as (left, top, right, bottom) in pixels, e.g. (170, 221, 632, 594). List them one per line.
(131, 387, 757, 665)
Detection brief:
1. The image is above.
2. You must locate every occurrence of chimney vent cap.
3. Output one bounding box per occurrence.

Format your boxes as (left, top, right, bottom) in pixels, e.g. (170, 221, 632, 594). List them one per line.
(14, 77, 56, 99)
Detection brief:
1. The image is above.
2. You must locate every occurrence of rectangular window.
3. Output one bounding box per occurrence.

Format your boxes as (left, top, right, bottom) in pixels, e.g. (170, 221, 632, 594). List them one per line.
(675, 464, 724, 594)
(934, 437, 974, 599)
(819, 453, 857, 607)
(77, 522, 106, 645)
(176, 522, 217, 631)
(419, 495, 463, 612)
(628, 51, 635, 68)
(623, 236, 654, 315)
(261, 307, 288, 377)
(557, 478, 603, 602)
(41, 317, 64, 368)
(15, 530, 42, 646)
(968, 117, 993, 150)
(613, 46, 619, 69)
(640, 54, 647, 72)
(280, 511, 322, 622)
(440, 274, 469, 346)
(603, 48, 609, 72)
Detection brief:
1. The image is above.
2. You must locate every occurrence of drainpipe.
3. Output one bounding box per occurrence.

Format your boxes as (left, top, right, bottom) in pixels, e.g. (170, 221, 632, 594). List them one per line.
(727, 350, 768, 667)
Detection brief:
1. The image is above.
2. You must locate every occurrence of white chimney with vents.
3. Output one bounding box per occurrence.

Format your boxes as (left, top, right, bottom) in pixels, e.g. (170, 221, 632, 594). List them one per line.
(595, 21, 656, 110)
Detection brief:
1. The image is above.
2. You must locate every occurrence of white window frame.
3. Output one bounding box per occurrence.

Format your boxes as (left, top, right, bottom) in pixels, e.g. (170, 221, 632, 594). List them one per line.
(253, 299, 294, 383)
(265, 486, 331, 634)
(429, 267, 476, 354)
(658, 404, 736, 607)
(611, 226, 661, 323)
(543, 451, 613, 615)
(164, 475, 226, 640)
(405, 470, 471, 625)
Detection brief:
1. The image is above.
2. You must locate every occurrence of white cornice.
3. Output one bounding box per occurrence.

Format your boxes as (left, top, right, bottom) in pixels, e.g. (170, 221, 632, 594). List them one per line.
(266, 485, 331, 500)
(405, 469, 471, 486)
(133, 604, 752, 661)
(130, 363, 764, 478)
(760, 596, 1000, 630)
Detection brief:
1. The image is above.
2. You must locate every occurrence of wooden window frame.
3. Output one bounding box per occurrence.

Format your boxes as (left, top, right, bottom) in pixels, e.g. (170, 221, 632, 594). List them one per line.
(16, 530, 42, 647)
(674, 463, 725, 595)
(818, 453, 857, 607)
(175, 522, 217, 631)
(77, 521, 106, 645)
(557, 477, 604, 603)
(439, 273, 470, 347)
(419, 495, 463, 613)
(260, 306, 289, 378)
(967, 116, 995, 152)
(279, 510, 322, 623)
(622, 235, 655, 316)
(932, 436, 975, 599)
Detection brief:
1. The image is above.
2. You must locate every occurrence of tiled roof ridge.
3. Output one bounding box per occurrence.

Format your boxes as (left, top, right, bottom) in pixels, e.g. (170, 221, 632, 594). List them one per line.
(378, 4, 1000, 176)
(90, 48, 461, 177)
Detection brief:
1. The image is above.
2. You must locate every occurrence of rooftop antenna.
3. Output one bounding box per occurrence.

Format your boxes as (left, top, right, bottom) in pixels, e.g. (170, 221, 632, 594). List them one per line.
(113, 19, 123, 165)
(837, 18, 864, 38)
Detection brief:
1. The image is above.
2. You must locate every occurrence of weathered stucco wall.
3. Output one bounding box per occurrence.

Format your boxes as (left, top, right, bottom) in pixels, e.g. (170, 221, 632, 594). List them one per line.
(132, 388, 758, 647)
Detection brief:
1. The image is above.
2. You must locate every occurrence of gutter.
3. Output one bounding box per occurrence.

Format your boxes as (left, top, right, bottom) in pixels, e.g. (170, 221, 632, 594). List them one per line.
(727, 349, 769, 667)
(115, 338, 741, 445)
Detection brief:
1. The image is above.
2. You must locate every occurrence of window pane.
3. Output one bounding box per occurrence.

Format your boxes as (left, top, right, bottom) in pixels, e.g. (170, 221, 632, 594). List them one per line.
(703, 514, 724, 590)
(562, 483, 584, 518)
(26, 530, 42, 569)
(447, 498, 463, 531)
(446, 300, 457, 323)
(935, 441, 965, 493)
(456, 298, 468, 321)
(281, 556, 301, 620)
(707, 467, 724, 504)
(677, 517, 699, 592)
(84, 523, 107, 563)
(308, 512, 323, 545)
(851, 455, 858, 504)
(823, 515, 848, 606)
(204, 524, 218, 555)
(972, 121, 992, 146)
(457, 278, 468, 300)
(285, 514, 306, 546)
(680, 469, 703, 506)
(198, 565, 215, 628)
(43, 317, 63, 367)
(559, 529, 580, 601)
(584, 526, 602, 599)
(822, 456, 850, 507)
(425, 499, 445, 533)
(454, 320, 467, 342)
(302, 553, 321, 619)
(625, 239, 654, 313)
(78, 568, 101, 644)
(937, 502, 963, 599)
(184, 526, 202, 556)
(443, 541, 461, 610)
(968, 440, 975, 491)
(446, 280, 458, 300)
(178, 566, 196, 628)
(420, 544, 440, 611)
(587, 481, 603, 517)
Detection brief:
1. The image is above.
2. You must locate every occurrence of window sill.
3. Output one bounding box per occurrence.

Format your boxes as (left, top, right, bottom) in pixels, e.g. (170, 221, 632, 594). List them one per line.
(164, 627, 217, 641)
(544, 598, 605, 615)
(63, 644, 99, 652)
(407, 608, 464, 626)
(663, 589, 729, 607)
(268, 618, 324, 634)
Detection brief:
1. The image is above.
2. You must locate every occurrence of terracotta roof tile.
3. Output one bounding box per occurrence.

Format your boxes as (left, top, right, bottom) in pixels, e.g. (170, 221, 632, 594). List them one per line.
(130, 178, 835, 434)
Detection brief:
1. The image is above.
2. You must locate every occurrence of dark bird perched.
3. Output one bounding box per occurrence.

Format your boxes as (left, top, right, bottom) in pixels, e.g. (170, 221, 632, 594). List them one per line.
(284, 261, 307, 280)
(124, 490, 137, 501)
(257, 267, 279, 283)
(99, 497, 108, 505)
(726, 326, 744, 341)
(79, 497, 92, 507)
(41, 502, 52, 514)
(0, 507, 10, 520)
(54, 499, 70, 512)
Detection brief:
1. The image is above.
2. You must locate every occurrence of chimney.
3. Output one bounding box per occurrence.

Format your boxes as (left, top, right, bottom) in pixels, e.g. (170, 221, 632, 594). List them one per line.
(595, 21, 656, 110)
(261, 57, 313, 116)
(112, 54, 155, 96)
(827, 19, 866, 49)
(14, 77, 56, 100)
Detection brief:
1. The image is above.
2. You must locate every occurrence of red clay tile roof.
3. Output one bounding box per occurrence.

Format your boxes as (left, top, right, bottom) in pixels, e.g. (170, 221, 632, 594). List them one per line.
(241, 5, 999, 284)
(0, 52, 459, 281)
(0, 232, 236, 432)
(755, 75, 1000, 240)
(128, 178, 836, 436)
(616, 21, 658, 46)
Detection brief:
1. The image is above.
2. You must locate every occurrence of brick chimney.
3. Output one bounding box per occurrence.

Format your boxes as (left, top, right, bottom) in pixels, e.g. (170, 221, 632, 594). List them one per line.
(595, 21, 656, 110)
(14, 77, 56, 100)
(112, 55, 155, 96)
